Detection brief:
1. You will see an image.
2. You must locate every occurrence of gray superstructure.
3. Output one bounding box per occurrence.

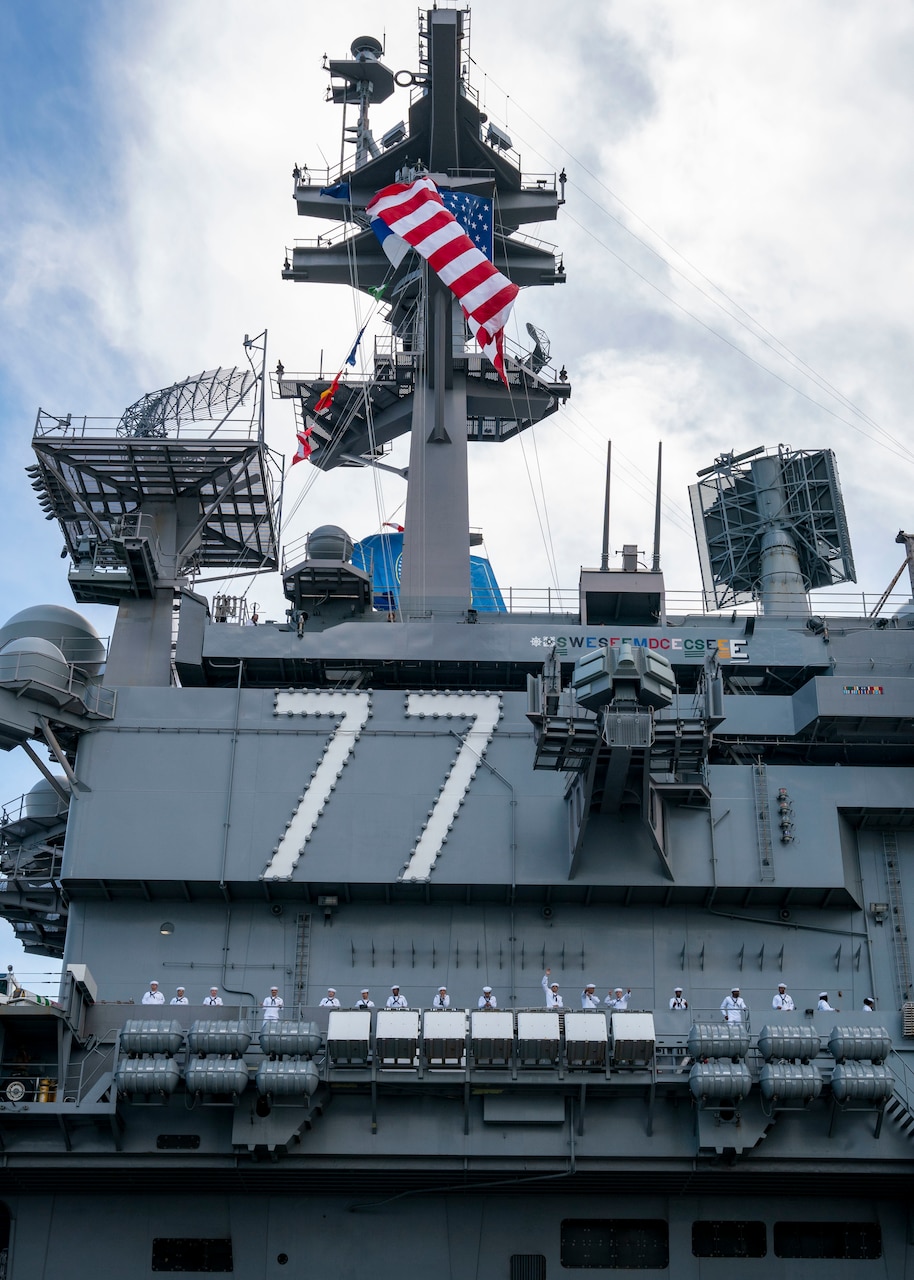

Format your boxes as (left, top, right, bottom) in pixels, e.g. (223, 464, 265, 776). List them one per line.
(0, 8, 913, 1277)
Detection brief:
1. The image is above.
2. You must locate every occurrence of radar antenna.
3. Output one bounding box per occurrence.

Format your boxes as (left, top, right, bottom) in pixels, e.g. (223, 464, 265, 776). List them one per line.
(689, 445, 855, 615)
(117, 367, 257, 439)
(524, 322, 551, 374)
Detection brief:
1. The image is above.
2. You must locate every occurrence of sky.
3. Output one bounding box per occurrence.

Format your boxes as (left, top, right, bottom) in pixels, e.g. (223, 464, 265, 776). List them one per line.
(1, 0, 913, 990)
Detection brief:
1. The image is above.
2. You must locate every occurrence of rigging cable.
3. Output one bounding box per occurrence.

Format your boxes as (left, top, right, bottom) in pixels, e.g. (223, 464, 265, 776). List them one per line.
(502, 321, 562, 590)
(473, 71, 914, 467)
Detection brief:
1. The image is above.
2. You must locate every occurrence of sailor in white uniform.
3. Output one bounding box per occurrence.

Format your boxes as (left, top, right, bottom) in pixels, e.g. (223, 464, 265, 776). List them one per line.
(203, 988, 223, 1006)
(772, 983, 795, 1011)
(862, 997, 875, 1013)
(356, 989, 375, 1009)
(262, 987, 283, 1022)
(581, 983, 601, 1009)
(386, 985, 408, 1009)
(319, 988, 340, 1007)
(432, 987, 450, 1009)
(669, 987, 688, 1010)
(721, 987, 747, 1022)
(605, 988, 631, 1011)
(170, 986, 189, 1005)
(542, 971, 563, 1008)
(817, 992, 836, 1012)
(142, 981, 165, 1005)
(478, 986, 497, 1009)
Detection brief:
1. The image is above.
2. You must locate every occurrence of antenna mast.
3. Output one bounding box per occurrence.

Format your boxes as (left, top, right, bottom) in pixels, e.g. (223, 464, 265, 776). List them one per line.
(600, 441, 612, 571)
(651, 441, 662, 574)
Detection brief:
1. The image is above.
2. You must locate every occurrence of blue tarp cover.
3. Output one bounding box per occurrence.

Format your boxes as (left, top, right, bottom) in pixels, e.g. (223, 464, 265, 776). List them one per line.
(352, 532, 505, 612)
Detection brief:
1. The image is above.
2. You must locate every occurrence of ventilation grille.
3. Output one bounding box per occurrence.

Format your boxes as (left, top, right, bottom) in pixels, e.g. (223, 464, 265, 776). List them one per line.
(510, 1256, 546, 1280)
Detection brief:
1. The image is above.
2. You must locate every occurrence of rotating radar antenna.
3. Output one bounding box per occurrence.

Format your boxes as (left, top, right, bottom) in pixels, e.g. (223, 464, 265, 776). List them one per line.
(524, 322, 551, 374)
(689, 445, 855, 615)
(117, 366, 257, 438)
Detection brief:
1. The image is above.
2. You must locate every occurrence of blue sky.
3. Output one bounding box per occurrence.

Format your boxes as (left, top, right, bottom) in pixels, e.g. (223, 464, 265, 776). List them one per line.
(2, 0, 914, 990)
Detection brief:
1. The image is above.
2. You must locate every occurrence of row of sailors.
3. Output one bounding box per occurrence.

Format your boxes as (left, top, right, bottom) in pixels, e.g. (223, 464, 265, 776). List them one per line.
(142, 978, 877, 1017)
(721, 985, 875, 1019)
(348, 976, 634, 1011)
(142, 981, 284, 1019)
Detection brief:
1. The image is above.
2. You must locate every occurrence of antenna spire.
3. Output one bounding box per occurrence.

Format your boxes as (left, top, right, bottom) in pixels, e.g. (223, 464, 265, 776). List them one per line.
(600, 440, 612, 571)
(651, 441, 662, 574)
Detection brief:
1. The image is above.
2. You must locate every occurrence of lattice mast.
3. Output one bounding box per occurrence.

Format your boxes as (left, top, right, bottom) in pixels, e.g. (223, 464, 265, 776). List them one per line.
(28, 335, 282, 685)
(285, 9, 570, 618)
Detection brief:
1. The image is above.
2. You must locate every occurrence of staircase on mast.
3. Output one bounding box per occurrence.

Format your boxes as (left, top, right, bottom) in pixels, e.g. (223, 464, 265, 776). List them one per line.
(293, 912, 312, 1007)
(882, 832, 912, 1002)
(753, 762, 776, 882)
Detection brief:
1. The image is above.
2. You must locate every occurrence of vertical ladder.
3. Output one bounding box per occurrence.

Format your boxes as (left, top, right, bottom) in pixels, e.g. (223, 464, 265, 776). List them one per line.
(753, 762, 776, 882)
(293, 912, 312, 1009)
(882, 833, 912, 1002)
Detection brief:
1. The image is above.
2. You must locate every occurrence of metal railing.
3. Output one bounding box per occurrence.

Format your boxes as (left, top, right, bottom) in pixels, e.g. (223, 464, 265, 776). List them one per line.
(72, 1039, 118, 1103)
(0, 648, 116, 719)
(887, 1048, 914, 1119)
(33, 410, 259, 443)
(1, 790, 69, 828)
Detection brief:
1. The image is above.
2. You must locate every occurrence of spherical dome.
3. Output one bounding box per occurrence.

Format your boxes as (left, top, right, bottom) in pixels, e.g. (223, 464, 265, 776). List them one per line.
(0, 636, 67, 662)
(0, 636, 73, 705)
(0, 605, 104, 675)
(24, 775, 71, 819)
(308, 525, 354, 562)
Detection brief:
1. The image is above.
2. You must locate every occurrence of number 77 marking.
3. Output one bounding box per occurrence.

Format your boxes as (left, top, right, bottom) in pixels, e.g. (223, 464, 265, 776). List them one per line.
(263, 690, 371, 881)
(399, 692, 501, 882)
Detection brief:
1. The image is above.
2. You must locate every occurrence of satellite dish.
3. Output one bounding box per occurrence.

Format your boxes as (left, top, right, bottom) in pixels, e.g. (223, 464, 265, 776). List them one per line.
(524, 322, 550, 374)
(689, 446, 856, 614)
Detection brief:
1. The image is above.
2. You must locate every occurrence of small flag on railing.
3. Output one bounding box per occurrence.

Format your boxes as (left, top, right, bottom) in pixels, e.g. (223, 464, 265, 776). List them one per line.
(314, 371, 341, 415)
(292, 427, 313, 466)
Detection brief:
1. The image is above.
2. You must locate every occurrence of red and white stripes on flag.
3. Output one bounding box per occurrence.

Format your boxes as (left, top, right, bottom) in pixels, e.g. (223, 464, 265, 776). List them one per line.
(366, 177, 518, 384)
(291, 427, 312, 466)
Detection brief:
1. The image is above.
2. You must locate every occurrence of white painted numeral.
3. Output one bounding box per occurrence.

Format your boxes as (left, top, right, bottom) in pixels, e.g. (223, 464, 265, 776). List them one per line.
(399, 692, 501, 882)
(263, 690, 371, 880)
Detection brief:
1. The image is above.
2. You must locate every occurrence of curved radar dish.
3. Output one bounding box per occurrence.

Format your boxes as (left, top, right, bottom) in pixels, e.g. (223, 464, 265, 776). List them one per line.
(689, 445, 856, 613)
(524, 322, 551, 374)
(116, 366, 257, 439)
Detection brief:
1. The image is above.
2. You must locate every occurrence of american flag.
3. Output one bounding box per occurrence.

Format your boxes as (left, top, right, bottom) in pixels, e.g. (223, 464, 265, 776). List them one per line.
(440, 190, 493, 261)
(366, 177, 517, 384)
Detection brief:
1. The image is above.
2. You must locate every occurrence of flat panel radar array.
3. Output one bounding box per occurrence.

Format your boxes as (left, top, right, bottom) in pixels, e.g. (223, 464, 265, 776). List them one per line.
(689, 445, 855, 613)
